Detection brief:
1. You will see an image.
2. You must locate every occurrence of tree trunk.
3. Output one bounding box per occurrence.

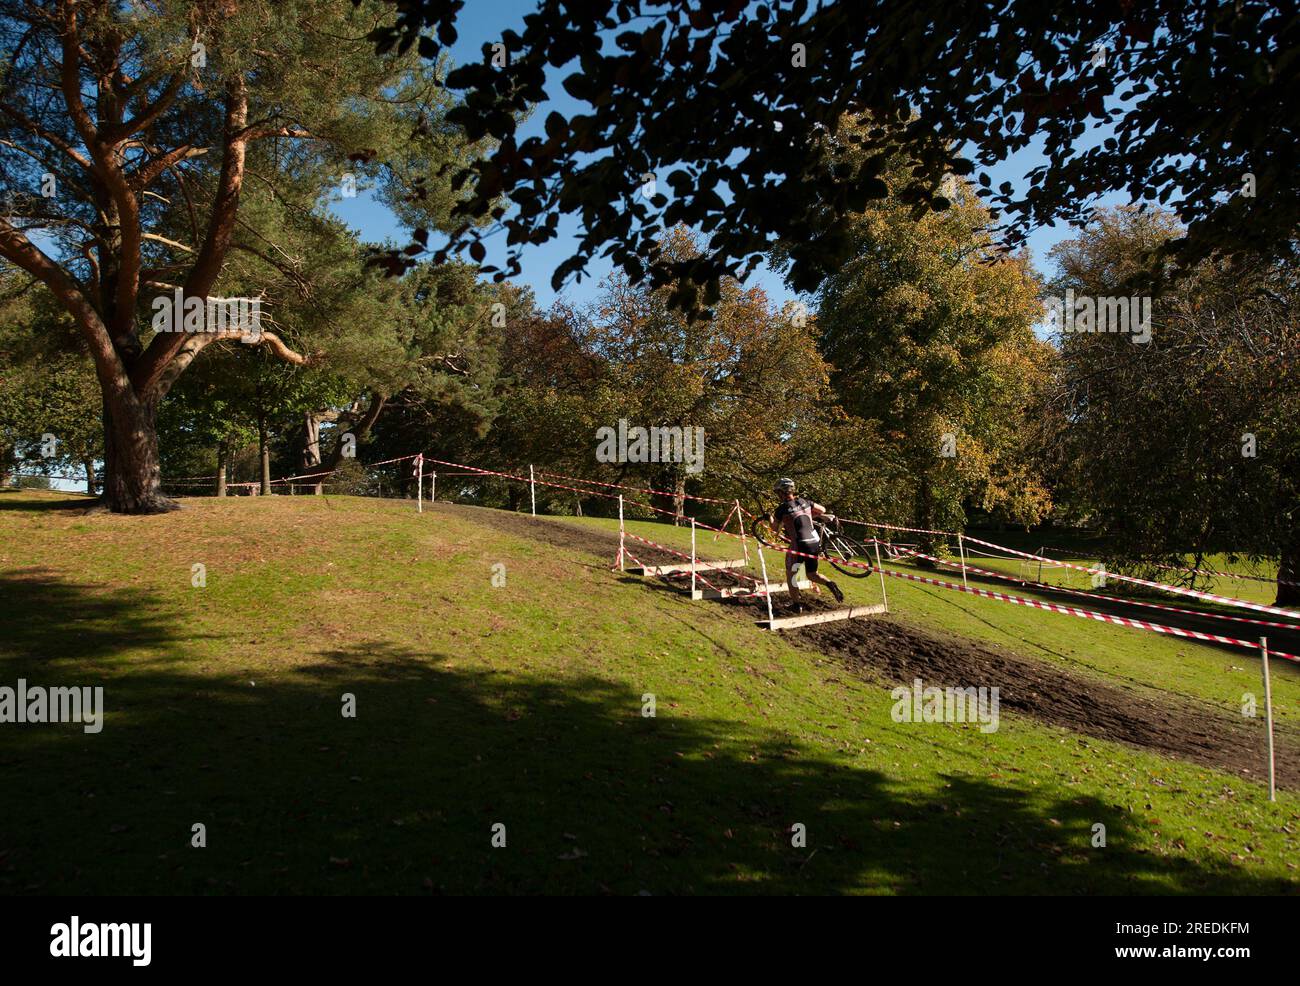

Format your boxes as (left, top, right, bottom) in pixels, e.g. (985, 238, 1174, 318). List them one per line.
(302, 411, 324, 495)
(317, 392, 387, 492)
(100, 393, 177, 513)
(915, 473, 937, 557)
(302, 411, 321, 469)
(652, 467, 686, 525)
(258, 415, 271, 495)
(1278, 532, 1300, 608)
(83, 457, 96, 495)
(216, 443, 228, 497)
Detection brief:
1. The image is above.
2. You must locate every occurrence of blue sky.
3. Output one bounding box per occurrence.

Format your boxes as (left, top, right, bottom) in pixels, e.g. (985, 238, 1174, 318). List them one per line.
(28, 3, 1132, 492)
(331, 1, 1123, 313)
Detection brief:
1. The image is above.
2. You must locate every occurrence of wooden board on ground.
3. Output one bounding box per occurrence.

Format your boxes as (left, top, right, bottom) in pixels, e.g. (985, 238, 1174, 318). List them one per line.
(628, 559, 749, 577)
(758, 603, 888, 631)
(690, 579, 809, 601)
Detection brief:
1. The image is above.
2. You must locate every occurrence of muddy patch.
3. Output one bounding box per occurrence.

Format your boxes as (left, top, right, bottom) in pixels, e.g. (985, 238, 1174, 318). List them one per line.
(444, 501, 1300, 787)
(793, 616, 1300, 788)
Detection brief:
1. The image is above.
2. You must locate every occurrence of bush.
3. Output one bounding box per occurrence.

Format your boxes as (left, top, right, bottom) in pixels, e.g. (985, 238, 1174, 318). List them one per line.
(325, 458, 374, 497)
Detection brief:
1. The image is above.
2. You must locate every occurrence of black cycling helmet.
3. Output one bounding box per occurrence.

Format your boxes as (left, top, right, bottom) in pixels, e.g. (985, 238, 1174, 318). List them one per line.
(773, 477, 796, 495)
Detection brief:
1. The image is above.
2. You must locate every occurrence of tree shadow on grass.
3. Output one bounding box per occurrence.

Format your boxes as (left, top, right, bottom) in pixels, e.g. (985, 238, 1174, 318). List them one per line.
(0, 490, 97, 512)
(0, 575, 1294, 895)
(0, 569, 214, 666)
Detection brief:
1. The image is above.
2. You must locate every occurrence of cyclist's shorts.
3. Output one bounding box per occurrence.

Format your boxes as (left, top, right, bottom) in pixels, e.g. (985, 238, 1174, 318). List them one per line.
(790, 539, 820, 577)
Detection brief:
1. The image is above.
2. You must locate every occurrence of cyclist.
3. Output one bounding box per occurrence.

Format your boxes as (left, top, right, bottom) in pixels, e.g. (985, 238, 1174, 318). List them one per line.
(771, 478, 844, 609)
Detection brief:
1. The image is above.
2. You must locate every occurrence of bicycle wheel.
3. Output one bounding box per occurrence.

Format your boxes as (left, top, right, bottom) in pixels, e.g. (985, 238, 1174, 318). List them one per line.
(823, 531, 874, 578)
(750, 513, 788, 549)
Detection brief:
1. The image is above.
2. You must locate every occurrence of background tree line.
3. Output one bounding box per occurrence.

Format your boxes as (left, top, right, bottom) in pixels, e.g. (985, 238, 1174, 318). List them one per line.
(1, 1, 1296, 601)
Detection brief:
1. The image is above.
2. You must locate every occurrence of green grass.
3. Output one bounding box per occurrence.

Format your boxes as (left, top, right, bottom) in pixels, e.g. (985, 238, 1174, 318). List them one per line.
(965, 527, 1289, 608)
(1, 489, 1298, 894)
(584, 513, 1300, 729)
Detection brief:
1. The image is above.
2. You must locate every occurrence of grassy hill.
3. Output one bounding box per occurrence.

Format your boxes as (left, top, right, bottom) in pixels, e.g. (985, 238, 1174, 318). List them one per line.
(1, 489, 1298, 894)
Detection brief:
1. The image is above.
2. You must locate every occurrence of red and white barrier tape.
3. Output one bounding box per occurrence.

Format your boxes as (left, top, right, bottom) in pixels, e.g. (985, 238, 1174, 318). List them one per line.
(1154, 563, 1299, 588)
(161, 452, 422, 489)
(964, 544, 1069, 568)
(268, 452, 421, 485)
(533, 467, 736, 507)
(747, 534, 1300, 659)
(958, 534, 1300, 622)
(1035, 544, 1300, 589)
(621, 531, 729, 594)
(842, 518, 1298, 613)
(1133, 556, 1299, 589)
(841, 519, 953, 538)
(147, 448, 1300, 656)
(620, 527, 760, 588)
(9, 470, 93, 482)
(889, 542, 1300, 633)
(419, 454, 751, 541)
(420, 456, 628, 507)
(869, 562, 1300, 664)
(615, 543, 646, 573)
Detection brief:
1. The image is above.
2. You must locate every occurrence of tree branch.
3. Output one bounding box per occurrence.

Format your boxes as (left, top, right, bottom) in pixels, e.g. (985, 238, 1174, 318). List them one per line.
(105, 68, 187, 143)
(131, 75, 250, 396)
(0, 216, 131, 404)
(129, 144, 209, 189)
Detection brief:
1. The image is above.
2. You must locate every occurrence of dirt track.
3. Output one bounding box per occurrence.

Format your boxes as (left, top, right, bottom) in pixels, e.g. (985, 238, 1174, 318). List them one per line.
(446, 502, 1300, 789)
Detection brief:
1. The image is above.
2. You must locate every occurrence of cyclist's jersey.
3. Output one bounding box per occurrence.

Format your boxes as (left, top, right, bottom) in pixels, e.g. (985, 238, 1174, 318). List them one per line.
(774, 497, 820, 545)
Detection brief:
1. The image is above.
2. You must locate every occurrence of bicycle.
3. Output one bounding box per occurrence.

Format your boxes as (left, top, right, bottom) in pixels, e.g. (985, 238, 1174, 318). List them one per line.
(749, 510, 875, 579)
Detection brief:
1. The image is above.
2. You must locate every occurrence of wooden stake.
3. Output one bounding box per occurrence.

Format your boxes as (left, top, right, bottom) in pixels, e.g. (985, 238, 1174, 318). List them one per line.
(416, 455, 423, 514)
(736, 499, 748, 565)
(873, 538, 889, 613)
(529, 464, 536, 516)
(430, 470, 436, 503)
(1261, 636, 1277, 802)
(617, 494, 625, 572)
(756, 539, 775, 626)
(958, 533, 968, 588)
(690, 518, 697, 597)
